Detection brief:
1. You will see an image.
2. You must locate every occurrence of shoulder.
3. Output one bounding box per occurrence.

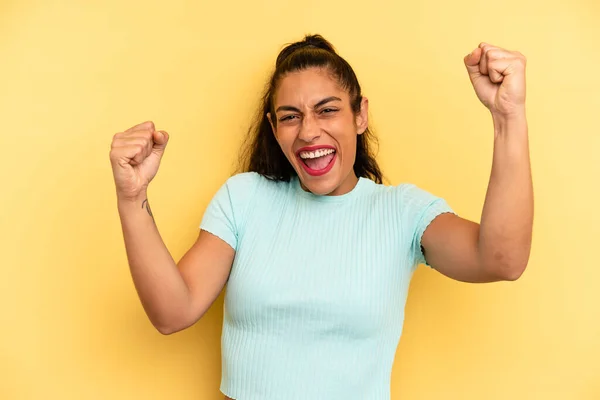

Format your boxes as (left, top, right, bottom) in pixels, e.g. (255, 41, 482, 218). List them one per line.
(365, 179, 436, 202)
(365, 179, 451, 215)
(220, 172, 295, 209)
(223, 171, 262, 189)
(223, 172, 292, 194)
(394, 182, 440, 203)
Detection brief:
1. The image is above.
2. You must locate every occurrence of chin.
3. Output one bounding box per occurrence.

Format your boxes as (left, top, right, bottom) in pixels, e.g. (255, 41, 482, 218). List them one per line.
(295, 162, 343, 196)
(301, 176, 340, 195)
(292, 149, 357, 196)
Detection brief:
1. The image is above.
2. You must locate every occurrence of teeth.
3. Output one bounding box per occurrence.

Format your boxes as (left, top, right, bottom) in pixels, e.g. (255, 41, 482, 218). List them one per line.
(299, 148, 335, 159)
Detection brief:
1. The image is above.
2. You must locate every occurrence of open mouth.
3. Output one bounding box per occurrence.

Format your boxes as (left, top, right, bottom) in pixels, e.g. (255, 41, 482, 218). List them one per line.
(297, 147, 337, 176)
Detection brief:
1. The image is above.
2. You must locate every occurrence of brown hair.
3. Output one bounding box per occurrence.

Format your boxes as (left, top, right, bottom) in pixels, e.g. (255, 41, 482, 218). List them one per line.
(238, 34, 383, 184)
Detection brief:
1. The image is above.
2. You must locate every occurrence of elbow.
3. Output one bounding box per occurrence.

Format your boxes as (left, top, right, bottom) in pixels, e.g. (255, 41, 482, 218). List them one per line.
(490, 259, 528, 281)
(156, 324, 181, 335)
(483, 245, 530, 282)
(152, 302, 206, 335)
(152, 316, 190, 335)
(149, 300, 198, 335)
(500, 263, 527, 281)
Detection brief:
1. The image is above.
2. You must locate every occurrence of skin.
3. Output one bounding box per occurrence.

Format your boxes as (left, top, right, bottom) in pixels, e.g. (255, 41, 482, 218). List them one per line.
(420, 43, 533, 283)
(263, 50, 533, 285)
(267, 67, 368, 196)
(110, 41, 532, 400)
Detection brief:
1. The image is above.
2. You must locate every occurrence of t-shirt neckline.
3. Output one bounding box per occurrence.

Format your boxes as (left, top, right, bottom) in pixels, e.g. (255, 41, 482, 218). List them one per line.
(293, 175, 367, 203)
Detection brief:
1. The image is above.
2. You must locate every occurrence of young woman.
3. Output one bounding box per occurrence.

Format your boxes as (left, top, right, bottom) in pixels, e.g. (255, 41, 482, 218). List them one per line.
(109, 34, 533, 400)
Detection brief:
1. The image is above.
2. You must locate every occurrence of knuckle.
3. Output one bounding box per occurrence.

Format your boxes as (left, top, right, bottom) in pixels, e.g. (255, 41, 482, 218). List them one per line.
(140, 121, 155, 131)
(109, 148, 121, 161)
(513, 50, 526, 61)
(132, 129, 152, 141)
(487, 49, 500, 59)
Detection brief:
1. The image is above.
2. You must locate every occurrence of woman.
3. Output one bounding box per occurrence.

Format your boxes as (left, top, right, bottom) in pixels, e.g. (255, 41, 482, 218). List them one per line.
(109, 34, 533, 400)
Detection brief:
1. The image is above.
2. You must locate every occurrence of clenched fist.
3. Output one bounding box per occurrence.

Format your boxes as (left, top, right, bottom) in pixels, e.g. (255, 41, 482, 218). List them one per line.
(109, 121, 169, 201)
(464, 42, 527, 119)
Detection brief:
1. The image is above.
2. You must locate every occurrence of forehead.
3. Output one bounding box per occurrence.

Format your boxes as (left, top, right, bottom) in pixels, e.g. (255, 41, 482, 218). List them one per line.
(274, 67, 348, 106)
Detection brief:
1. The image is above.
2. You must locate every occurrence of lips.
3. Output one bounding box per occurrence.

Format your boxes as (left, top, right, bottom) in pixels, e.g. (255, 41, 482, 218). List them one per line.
(295, 145, 337, 177)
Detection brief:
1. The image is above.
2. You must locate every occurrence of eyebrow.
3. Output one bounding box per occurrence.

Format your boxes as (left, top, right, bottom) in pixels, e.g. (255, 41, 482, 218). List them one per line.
(275, 96, 342, 113)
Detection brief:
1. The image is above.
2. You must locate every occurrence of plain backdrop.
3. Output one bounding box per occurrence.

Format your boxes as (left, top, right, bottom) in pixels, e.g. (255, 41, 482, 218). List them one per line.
(1, 0, 599, 399)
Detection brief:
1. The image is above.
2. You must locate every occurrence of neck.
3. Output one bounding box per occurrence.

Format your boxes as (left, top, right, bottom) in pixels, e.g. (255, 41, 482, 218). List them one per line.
(300, 171, 359, 196)
(332, 171, 359, 196)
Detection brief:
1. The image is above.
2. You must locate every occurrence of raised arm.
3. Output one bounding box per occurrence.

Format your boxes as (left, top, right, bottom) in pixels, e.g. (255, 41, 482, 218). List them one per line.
(420, 43, 533, 283)
(110, 121, 234, 334)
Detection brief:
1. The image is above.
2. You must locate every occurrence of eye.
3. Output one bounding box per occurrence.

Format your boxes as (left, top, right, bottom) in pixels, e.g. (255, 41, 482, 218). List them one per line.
(279, 115, 297, 122)
(320, 108, 338, 114)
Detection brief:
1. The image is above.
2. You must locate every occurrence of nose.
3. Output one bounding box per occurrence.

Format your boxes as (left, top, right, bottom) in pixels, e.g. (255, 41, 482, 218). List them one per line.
(298, 112, 321, 143)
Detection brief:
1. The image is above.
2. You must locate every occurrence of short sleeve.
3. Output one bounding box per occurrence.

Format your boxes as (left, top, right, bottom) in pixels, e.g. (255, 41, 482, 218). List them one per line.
(399, 183, 456, 269)
(199, 172, 259, 251)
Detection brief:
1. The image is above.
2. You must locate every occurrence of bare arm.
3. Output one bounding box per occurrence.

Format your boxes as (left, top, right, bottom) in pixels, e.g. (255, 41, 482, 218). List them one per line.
(420, 44, 533, 283)
(118, 194, 234, 334)
(422, 116, 532, 283)
(110, 121, 234, 335)
(478, 115, 533, 278)
(422, 117, 532, 283)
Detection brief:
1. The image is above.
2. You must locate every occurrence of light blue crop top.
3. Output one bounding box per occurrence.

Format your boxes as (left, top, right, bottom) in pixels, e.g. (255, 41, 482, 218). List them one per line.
(200, 172, 455, 399)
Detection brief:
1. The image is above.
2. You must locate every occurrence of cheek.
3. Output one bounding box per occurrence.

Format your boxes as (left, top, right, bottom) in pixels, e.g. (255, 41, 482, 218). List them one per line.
(275, 128, 297, 154)
(330, 112, 357, 134)
(336, 133, 359, 166)
(329, 118, 357, 149)
(341, 137, 358, 162)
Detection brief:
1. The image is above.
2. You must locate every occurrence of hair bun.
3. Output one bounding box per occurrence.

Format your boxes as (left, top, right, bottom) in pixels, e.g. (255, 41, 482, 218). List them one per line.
(275, 34, 337, 67)
(302, 34, 336, 53)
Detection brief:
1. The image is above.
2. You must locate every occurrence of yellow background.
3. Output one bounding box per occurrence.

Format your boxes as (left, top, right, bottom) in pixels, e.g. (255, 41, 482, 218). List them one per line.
(1, 0, 599, 399)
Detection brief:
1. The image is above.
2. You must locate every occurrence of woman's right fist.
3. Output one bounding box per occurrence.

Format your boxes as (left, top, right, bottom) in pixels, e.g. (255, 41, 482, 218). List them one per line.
(109, 121, 169, 201)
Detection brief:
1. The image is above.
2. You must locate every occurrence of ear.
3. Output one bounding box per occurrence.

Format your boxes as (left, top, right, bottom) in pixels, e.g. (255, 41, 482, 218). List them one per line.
(355, 96, 369, 135)
(267, 112, 276, 135)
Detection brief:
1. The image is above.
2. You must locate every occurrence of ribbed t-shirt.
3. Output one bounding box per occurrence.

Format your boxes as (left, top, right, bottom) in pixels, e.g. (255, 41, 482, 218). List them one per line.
(199, 172, 455, 400)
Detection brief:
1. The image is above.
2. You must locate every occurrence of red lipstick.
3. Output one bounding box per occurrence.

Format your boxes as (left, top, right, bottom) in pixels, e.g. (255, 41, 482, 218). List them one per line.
(296, 145, 337, 177)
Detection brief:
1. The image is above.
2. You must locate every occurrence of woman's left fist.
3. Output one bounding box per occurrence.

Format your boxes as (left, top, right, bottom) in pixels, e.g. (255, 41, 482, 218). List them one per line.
(464, 42, 527, 118)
